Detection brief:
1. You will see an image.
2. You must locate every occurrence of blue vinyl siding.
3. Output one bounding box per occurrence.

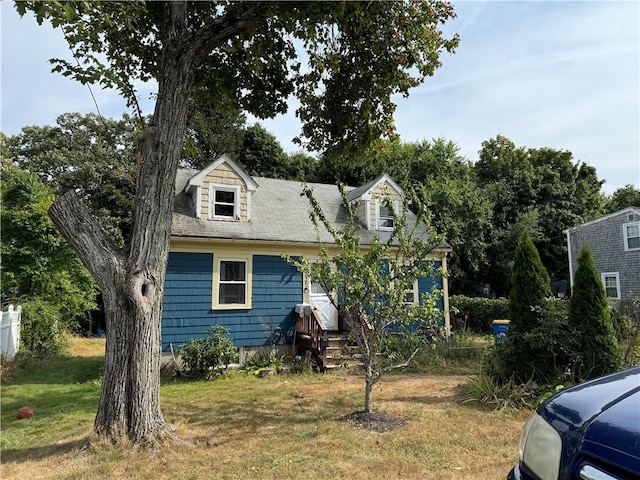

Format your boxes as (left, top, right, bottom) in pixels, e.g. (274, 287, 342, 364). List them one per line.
(161, 252, 303, 350)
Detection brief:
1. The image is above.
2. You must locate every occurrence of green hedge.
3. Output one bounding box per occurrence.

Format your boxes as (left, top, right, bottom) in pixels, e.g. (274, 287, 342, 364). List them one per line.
(450, 295, 509, 333)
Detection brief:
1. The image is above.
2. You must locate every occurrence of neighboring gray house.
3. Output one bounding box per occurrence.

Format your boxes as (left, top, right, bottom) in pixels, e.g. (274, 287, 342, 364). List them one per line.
(564, 207, 640, 300)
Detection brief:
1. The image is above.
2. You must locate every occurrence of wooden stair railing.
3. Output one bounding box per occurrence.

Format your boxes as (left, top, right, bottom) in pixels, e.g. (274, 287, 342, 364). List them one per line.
(294, 304, 361, 371)
(294, 304, 328, 370)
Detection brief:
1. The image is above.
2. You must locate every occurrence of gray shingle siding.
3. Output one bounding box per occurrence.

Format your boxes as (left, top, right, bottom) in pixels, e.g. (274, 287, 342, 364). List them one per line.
(565, 207, 640, 299)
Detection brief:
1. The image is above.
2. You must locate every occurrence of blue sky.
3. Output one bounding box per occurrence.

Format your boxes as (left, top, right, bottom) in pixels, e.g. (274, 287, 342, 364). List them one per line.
(2, 1, 638, 194)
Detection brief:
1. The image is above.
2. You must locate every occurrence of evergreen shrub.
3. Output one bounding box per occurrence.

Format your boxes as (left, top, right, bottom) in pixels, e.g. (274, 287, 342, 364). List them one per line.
(508, 231, 553, 335)
(483, 298, 576, 384)
(484, 231, 575, 384)
(568, 246, 621, 380)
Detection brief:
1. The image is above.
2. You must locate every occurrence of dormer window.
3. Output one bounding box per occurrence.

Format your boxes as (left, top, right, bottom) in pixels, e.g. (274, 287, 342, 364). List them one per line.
(377, 200, 397, 231)
(210, 184, 240, 220)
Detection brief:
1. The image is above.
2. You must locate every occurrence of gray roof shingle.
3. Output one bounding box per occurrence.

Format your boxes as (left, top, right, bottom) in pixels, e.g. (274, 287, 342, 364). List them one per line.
(172, 168, 450, 250)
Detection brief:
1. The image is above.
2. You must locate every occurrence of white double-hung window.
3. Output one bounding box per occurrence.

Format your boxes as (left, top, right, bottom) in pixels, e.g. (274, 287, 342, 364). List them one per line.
(209, 184, 240, 220)
(601, 272, 621, 299)
(214, 257, 251, 309)
(623, 221, 640, 251)
(376, 200, 398, 231)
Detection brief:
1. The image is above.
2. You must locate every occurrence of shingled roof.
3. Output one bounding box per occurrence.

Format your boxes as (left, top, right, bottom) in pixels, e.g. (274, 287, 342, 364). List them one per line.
(171, 167, 450, 250)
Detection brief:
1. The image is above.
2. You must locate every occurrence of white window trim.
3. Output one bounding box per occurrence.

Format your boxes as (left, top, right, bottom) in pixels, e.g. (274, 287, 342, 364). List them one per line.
(209, 184, 240, 221)
(403, 279, 419, 305)
(390, 264, 419, 305)
(376, 199, 398, 231)
(623, 221, 640, 251)
(600, 272, 621, 300)
(213, 256, 252, 309)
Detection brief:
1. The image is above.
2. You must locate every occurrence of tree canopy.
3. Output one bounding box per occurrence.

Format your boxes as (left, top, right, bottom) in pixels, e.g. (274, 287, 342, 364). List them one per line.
(474, 135, 604, 296)
(19, 1, 458, 159)
(604, 184, 640, 213)
(17, 0, 460, 446)
(0, 160, 97, 326)
(6, 113, 139, 246)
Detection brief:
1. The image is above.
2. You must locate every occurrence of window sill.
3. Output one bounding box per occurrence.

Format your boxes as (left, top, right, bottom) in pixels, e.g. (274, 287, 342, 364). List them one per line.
(210, 216, 240, 222)
(212, 304, 252, 311)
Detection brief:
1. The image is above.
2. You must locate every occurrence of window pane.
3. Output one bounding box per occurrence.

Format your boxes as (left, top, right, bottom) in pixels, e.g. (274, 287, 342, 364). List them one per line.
(215, 190, 235, 203)
(379, 204, 394, 228)
(381, 218, 394, 228)
(603, 276, 618, 298)
(627, 224, 640, 249)
(220, 261, 245, 281)
(379, 205, 392, 217)
(219, 284, 245, 304)
(404, 291, 415, 304)
(310, 280, 325, 295)
(215, 204, 234, 217)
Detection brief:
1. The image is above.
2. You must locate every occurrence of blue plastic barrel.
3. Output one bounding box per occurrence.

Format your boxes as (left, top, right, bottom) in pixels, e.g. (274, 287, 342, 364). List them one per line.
(492, 320, 510, 342)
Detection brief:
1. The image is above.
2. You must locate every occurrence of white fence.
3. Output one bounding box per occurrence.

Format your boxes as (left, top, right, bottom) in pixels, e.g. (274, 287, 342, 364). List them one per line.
(1, 305, 22, 360)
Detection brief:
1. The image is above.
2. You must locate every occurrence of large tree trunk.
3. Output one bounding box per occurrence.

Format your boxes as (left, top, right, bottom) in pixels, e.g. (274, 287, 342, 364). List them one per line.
(49, 1, 266, 447)
(49, 2, 195, 446)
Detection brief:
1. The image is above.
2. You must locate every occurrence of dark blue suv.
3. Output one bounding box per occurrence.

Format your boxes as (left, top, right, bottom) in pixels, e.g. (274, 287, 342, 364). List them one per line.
(508, 366, 640, 480)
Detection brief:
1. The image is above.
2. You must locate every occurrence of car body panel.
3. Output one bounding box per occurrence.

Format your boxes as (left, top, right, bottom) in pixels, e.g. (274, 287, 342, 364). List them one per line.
(581, 391, 640, 475)
(508, 366, 640, 480)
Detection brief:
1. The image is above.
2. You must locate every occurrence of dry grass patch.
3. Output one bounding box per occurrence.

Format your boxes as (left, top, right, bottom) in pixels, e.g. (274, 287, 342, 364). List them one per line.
(2, 338, 528, 480)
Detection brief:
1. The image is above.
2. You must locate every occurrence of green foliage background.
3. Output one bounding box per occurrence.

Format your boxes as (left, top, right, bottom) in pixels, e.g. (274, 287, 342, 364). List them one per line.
(1, 161, 97, 354)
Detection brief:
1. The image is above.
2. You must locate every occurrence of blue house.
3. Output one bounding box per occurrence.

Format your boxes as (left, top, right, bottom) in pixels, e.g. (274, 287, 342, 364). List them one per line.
(162, 155, 451, 366)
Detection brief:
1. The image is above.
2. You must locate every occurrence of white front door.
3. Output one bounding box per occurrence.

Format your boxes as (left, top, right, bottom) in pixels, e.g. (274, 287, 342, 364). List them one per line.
(308, 276, 337, 330)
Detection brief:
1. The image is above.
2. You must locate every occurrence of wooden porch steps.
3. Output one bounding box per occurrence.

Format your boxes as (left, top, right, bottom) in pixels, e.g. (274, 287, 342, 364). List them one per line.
(294, 305, 361, 373)
(323, 334, 363, 372)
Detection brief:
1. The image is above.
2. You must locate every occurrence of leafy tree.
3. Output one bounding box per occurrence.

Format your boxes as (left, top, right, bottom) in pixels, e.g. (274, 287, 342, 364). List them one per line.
(287, 186, 444, 413)
(18, 1, 459, 445)
(0, 132, 9, 159)
(475, 136, 605, 296)
(236, 124, 289, 178)
(408, 139, 492, 295)
(0, 161, 97, 350)
(181, 82, 247, 170)
(568, 246, 621, 380)
(6, 113, 139, 246)
(281, 152, 320, 182)
(314, 137, 493, 295)
(604, 184, 640, 213)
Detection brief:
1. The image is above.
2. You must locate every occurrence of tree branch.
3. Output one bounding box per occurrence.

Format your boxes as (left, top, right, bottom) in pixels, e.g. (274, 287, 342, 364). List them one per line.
(187, 2, 271, 68)
(382, 344, 423, 373)
(49, 190, 125, 291)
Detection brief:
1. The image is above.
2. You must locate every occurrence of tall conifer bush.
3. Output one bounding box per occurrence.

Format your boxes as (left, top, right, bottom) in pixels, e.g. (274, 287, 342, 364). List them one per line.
(485, 231, 573, 383)
(569, 246, 621, 380)
(508, 231, 553, 334)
